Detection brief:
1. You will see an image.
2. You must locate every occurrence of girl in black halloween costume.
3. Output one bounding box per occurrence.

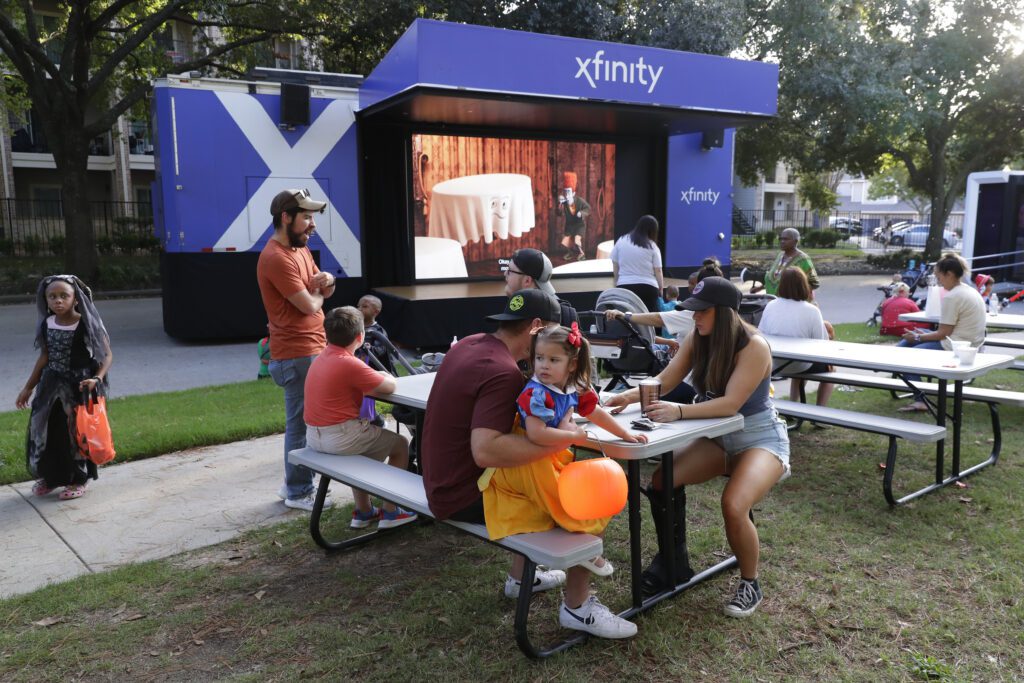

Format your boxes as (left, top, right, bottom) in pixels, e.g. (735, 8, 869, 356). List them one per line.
(16, 275, 112, 500)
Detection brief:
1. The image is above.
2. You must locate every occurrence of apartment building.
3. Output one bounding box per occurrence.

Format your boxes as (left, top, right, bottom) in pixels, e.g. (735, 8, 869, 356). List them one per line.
(732, 164, 964, 234)
(0, 11, 315, 217)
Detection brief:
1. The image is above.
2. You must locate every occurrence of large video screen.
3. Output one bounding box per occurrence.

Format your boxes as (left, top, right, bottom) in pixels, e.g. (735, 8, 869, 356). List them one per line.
(411, 133, 617, 280)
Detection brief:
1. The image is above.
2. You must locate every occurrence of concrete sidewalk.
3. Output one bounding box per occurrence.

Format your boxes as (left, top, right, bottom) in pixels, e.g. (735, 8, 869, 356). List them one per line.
(0, 434, 353, 599)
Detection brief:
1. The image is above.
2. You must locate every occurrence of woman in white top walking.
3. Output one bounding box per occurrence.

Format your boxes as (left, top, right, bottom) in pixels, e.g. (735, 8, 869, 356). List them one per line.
(610, 215, 664, 313)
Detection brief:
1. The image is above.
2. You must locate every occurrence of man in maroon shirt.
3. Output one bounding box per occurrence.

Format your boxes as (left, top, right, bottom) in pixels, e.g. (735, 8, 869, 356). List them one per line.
(420, 289, 638, 639)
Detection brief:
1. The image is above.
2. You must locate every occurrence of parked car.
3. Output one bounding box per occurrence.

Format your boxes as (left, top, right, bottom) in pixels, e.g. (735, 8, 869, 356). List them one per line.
(872, 220, 914, 241)
(888, 224, 959, 249)
(828, 216, 863, 236)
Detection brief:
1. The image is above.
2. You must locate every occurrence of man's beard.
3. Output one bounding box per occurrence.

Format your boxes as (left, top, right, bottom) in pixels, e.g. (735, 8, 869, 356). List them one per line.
(287, 227, 311, 248)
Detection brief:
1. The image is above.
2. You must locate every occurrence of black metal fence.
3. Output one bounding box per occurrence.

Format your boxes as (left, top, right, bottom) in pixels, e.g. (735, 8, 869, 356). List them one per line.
(0, 199, 158, 257)
(732, 208, 964, 249)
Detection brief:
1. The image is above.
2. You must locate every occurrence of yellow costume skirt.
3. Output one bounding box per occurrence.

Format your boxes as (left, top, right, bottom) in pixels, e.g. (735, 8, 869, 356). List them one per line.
(479, 423, 611, 541)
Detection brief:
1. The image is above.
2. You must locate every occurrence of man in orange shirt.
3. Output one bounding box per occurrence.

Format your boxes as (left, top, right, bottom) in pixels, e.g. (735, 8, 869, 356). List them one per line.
(257, 189, 336, 511)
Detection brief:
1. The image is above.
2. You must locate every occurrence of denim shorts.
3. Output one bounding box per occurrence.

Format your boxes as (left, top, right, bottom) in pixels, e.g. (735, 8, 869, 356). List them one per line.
(713, 408, 791, 477)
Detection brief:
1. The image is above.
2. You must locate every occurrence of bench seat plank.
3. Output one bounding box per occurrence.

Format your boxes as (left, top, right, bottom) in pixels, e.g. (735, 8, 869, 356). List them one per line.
(773, 399, 946, 442)
(790, 371, 1024, 406)
(290, 448, 603, 570)
(983, 338, 1024, 350)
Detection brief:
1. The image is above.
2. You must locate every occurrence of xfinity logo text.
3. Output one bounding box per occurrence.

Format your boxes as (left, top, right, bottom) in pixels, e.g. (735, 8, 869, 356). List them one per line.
(574, 50, 664, 94)
(680, 187, 720, 205)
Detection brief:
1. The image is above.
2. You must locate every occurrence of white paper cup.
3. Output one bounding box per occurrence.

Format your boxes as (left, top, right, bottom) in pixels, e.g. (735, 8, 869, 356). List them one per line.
(950, 340, 971, 351)
(955, 347, 977, 365)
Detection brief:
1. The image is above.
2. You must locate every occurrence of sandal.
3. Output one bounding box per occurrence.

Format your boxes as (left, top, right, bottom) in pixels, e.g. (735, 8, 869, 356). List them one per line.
(578, 556, 615, 577)
(58, 484, 87, 500)
(31, 480, 55, 496)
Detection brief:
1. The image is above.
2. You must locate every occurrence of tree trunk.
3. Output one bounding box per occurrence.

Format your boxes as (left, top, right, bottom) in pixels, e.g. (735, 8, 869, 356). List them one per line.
(56, 138, 99, 282)
(925, 154, 948, 261)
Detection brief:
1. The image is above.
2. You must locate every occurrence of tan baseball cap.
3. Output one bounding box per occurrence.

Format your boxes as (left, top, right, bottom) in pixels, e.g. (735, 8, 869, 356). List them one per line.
(270, 188, 327, 215)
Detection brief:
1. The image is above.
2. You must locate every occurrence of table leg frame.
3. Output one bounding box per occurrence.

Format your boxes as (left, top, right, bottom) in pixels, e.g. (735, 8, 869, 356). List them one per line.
(621, 456, 737, 619)
(306, 476, 595, 659)
(883, 380, 1001, 506)
(308, 477, 425, 551)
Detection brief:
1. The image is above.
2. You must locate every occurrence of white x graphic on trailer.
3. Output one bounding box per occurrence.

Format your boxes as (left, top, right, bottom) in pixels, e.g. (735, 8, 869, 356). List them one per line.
(213, 92, 361, 275)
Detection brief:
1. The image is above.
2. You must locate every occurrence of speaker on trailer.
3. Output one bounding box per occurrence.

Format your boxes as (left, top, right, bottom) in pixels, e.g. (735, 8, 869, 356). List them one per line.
(701, 129, 724, 150)
(280, 83, 310, 127)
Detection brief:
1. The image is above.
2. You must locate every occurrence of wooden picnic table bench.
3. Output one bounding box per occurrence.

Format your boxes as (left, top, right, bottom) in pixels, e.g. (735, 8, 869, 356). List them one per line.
(290, 447, 603, 659)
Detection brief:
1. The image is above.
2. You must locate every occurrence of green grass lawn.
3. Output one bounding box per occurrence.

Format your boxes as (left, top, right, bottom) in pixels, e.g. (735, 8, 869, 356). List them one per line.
(0, 379, 400, 486)
(2, 367, 1022, 679)
(832, 321, 891, 344)
(0, 381, 284, 485)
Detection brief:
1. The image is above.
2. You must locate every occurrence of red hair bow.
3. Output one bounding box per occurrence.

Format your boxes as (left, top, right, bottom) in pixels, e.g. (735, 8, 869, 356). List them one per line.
(567, 321, 582, 348)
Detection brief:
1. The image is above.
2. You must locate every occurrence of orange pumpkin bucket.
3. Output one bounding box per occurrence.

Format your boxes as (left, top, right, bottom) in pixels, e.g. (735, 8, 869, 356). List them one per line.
(558, 456, 628, 520)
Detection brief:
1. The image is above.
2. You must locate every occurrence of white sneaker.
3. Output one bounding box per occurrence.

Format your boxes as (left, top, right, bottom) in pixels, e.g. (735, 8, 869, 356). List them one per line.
(277, 484, 288, 500)
(283, 492, 333, 512)
(279, 479, 328, 501)
(503, 569, 566, 599)
(559, 596, 637, 639)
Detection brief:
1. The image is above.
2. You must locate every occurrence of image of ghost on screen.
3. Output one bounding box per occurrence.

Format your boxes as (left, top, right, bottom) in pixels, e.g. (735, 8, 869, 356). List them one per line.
(411, 133, 616, 280)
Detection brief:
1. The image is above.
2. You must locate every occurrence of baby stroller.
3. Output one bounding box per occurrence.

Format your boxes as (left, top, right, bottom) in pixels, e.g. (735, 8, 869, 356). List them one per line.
(580, 288, 670, 392)
(866, 260, 929, 327)
(361, 330, 443, 473)
(739, 294, 773, 327)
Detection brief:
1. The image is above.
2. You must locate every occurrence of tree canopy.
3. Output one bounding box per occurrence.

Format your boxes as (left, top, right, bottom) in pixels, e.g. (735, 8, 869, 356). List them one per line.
(740, 0, 1024, 257)
(5, 0, 1021, 278)
(0, 0, 317, 279)
(313, 0, 747, 75)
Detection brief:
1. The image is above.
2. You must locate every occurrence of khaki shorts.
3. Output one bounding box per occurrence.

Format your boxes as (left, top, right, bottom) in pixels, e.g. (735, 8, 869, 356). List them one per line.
(305, 419, 405, 463)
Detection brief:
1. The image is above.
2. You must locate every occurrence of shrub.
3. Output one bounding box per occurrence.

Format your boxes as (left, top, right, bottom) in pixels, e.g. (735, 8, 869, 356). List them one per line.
(48, 234, 65, 255)
(21, 235, 43, 256)
(96, 260, 160, 290)
(113, 228, 140, 253)
(803, 230, 841, 248)
(0, 238, 13, 256)
(138, 233, 162, 253)
(96, 235, 115, 255)
(866, 248, 924, 271)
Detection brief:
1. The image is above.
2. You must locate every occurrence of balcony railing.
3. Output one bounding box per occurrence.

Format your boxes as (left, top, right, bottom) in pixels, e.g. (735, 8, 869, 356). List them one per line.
(0, 199, 159, 257)
(11, 130, 112, 156)
(157, 38, 195, 64)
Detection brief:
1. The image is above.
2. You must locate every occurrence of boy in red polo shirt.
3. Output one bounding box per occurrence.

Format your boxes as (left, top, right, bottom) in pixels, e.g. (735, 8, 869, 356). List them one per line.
(304, 306, 417, 529)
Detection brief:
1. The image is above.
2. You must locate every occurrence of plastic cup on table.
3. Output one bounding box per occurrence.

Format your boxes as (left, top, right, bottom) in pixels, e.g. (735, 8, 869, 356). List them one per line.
(955, 347, 977, 366)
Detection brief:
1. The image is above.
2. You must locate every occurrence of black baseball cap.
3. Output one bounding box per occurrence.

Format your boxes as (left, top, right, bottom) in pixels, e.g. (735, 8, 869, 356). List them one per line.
(510, 248, 555, 296)
(487, 288, 561, 322)
(677, 276, 741, 311)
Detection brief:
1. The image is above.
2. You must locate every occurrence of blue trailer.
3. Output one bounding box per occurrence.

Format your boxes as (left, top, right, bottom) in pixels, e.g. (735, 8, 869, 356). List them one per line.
(152, 20, 778, 344)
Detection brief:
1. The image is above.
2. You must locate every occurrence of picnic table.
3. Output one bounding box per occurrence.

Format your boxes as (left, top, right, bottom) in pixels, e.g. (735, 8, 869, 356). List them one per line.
(898, 310, 1024, 364)
(763, 334, 1014, 502)
(898, 310, 1024, 330)
(372, 373, 747, 615)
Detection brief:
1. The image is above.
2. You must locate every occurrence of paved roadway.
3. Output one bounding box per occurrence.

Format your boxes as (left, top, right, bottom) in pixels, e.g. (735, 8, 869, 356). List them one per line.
(1, 297, 255, 408)
(7, 273, 1015, 408)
